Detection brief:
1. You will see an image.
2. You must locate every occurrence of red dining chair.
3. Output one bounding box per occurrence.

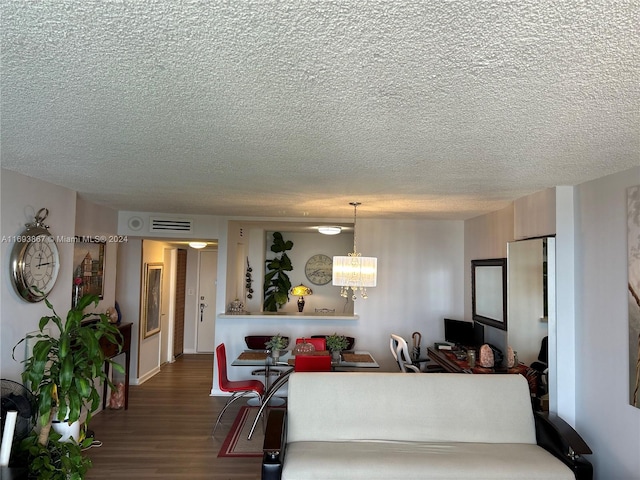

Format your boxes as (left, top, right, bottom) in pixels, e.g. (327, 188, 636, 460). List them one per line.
(295, 337, 326, 351)
(212, 343, 265, 435)
(294, 354, 332, 372)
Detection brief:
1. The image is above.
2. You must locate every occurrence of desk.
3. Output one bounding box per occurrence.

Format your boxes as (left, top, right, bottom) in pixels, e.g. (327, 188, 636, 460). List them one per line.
(427, 346, 537, 394)
(100, 322, 132, 410)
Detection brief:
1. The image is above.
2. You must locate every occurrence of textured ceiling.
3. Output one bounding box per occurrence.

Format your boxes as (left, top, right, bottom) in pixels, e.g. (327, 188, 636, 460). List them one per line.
(1, 0, 638, 220)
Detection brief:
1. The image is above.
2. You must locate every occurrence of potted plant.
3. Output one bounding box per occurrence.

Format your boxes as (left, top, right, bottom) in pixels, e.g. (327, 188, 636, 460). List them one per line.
(263, 232, 294, 312)
(265, 334, 288, 362)
(326, 333, 349, 362)
(13, 293, 123, 479)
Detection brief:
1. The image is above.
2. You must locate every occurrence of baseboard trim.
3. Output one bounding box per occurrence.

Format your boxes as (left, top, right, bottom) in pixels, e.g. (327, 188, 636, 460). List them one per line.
(136, 366, 161, 385)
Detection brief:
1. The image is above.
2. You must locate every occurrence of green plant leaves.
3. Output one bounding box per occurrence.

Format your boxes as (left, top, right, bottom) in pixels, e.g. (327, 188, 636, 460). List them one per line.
(15, 292, 124, 473)
(263, 232, 294, 312)
(20, 430, 92, 480)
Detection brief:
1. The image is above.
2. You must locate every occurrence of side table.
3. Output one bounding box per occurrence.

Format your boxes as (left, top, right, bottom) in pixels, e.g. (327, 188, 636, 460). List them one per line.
(100, 322, 132, 410)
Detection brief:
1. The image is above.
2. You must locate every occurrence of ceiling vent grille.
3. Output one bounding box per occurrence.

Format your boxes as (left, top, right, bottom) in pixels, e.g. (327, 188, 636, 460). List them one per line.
(150, 218, 193, 233)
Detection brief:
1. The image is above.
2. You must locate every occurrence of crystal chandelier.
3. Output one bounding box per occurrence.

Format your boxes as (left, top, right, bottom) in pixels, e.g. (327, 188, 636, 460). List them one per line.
(332, 202, 377, 300)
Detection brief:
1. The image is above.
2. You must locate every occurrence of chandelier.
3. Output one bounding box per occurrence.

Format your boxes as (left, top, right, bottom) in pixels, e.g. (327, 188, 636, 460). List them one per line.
(332, 202, 377, 300)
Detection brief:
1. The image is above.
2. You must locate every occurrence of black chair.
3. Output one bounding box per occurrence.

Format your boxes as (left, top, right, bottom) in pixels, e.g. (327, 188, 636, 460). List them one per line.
(530, 336, 549, 401)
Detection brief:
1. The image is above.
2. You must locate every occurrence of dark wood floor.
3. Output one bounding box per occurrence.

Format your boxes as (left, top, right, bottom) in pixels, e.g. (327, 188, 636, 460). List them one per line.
(86, 354, 262, 479)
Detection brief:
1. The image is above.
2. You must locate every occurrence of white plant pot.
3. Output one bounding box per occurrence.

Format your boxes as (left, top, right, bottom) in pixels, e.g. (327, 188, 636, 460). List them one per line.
(52, 418, 81, 443)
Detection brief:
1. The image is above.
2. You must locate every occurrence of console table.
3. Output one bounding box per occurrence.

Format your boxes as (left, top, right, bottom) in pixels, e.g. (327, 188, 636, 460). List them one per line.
(100, 322, 132, 410)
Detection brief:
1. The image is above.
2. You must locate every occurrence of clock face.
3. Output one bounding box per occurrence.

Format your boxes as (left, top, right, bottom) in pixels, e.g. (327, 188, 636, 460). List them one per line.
(11, 228, 60, 302)
(305, 254, 333, 286)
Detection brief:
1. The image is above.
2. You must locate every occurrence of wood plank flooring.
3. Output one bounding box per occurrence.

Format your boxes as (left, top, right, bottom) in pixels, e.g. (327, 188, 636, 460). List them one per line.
(86, 354, 262, 479)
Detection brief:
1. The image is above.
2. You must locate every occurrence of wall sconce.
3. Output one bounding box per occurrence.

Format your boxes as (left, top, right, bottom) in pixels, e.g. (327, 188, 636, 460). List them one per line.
(332, 202, 377, 300)
(290, 284, 313, 312)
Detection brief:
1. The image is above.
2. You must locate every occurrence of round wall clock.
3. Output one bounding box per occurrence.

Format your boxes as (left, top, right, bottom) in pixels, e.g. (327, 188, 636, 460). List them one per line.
(10, 208, 60, 303)
(305, 254, 333, 286)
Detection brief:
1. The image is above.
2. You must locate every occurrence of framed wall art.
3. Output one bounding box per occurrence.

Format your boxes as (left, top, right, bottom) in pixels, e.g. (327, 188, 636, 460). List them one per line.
(142, 263, 163, 338)
(72, 237, 105, 304)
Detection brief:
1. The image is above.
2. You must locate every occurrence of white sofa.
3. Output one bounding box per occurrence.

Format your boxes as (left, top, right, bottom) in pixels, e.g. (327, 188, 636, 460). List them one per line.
(262, 372, 592, 480)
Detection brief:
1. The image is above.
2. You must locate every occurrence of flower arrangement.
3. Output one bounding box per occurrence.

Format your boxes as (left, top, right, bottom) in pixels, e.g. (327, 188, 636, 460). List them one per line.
(326, 333, 349, 352)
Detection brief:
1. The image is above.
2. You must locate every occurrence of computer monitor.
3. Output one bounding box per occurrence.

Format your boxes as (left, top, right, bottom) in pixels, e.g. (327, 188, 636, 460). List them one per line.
(444, 318, 483, 347)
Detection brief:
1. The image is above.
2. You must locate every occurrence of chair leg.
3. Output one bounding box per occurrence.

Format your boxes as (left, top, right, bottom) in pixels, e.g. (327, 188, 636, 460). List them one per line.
(211, 392, 246, 436)
(247, 371, 292, 440)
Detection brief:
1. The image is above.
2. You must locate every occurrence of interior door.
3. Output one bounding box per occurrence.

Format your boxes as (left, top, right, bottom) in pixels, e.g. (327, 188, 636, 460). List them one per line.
(196, 249, 217, 353)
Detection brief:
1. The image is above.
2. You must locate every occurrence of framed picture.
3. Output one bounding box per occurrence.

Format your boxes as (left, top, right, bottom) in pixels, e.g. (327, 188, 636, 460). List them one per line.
(72, 237, 106, 302)
(142, 263, 163, 338)
(471, 258, 507, 331)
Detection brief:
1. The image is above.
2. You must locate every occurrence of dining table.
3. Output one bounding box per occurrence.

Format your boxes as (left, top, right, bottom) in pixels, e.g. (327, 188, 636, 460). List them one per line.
(232, 349, 379, 372)
(232, 349, 379, 389)
(232, 349, 380, 440)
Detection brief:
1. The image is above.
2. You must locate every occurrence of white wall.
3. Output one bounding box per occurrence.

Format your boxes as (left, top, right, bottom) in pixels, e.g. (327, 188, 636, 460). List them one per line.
(463, 204, 514, 350)
(574, 166, 640, 479)
(212, 217, 465, 392)
(1, 170, 77, 380)
(1, 170, 119, 411)
(263, 230, 354, 314)
(115, 238, 142, 381)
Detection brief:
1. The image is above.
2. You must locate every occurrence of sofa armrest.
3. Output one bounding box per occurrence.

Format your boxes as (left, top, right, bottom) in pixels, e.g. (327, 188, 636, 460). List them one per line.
(262, 409, 287, 480)
(534, 412, 593, 480)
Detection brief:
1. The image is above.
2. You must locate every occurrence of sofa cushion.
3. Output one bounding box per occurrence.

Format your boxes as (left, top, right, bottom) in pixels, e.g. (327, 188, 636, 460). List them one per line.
(281, 441, 574, 480)
(287, 372, 537, 444)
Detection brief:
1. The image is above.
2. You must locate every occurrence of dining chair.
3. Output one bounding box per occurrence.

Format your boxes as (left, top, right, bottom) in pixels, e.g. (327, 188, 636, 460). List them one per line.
(294, 354, 332, 372)
(390, 334, 421, 373)
(212, 343, 265, 436)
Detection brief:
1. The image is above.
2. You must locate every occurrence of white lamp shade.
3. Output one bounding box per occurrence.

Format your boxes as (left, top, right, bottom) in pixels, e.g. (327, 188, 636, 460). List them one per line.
(332, 256, 377, 287)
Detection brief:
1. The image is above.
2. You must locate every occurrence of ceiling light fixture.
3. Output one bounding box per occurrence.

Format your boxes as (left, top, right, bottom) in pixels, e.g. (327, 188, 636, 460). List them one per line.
(189, 241, 207, 249)
(332, 202, 377, 300)
(318, 226, 342, 235)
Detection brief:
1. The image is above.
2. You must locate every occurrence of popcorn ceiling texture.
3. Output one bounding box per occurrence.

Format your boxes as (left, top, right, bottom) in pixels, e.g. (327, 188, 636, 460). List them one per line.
(1, 0, 638, 219)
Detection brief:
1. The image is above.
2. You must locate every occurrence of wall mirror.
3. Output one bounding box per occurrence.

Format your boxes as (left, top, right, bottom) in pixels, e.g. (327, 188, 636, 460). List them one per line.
(507, 237, 555, 411)
(471, 258, 507, 331)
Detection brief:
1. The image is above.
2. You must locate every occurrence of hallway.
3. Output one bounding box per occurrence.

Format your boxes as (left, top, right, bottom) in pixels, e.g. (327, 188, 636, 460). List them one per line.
(87, 354, 262, 479)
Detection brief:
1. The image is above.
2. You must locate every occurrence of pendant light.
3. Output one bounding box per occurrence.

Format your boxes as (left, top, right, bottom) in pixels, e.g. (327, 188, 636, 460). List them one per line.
(332, 202, 377, 300)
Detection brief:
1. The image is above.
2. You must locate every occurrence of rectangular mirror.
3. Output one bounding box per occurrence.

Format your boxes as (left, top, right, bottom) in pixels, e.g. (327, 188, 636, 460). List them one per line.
(471, 258, 507, 331)
(507, 237, 555, 412)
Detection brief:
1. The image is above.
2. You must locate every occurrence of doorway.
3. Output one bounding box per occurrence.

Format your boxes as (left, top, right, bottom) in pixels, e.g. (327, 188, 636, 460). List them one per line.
(197, 249, 218, 353)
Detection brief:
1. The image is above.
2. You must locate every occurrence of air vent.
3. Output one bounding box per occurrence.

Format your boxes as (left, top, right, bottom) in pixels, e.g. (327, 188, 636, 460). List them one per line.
(150, 218, 193, 233)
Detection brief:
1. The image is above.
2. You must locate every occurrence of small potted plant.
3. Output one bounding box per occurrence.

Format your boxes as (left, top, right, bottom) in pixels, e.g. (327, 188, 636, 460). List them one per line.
(265, 334, 288, 362)
(326, 333, 349, 362)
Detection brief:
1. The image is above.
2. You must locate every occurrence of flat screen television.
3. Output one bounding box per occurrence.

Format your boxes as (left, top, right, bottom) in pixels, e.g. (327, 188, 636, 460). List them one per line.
(444, 318, 483, 347)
